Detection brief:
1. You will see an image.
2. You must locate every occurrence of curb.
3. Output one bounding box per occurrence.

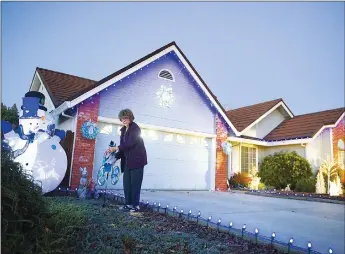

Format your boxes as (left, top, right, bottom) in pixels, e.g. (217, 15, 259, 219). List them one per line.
(245, 192, 345, 205)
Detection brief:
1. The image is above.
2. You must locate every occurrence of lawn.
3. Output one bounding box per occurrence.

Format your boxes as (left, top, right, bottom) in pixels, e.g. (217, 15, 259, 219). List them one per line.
(37, 196, 282, 254)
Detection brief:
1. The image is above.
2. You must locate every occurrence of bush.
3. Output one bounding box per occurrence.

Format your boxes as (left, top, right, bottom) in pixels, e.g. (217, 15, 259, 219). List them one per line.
(295, 177, 316, 193)
(258, 182, 266, 190)
(230, 172, 252, 188)
(258, 151, 313, 190)
(1, 150, 87, 253)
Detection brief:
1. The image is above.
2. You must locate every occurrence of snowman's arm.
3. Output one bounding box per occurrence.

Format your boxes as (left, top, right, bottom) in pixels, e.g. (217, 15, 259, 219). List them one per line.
(12, 140, 30, 159)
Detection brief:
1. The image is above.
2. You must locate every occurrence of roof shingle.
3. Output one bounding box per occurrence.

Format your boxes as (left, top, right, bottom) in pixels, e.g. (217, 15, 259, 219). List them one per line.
(226, 98, 284, 132)
(264, 107, 345, 141)
(36, 67, 97, 107)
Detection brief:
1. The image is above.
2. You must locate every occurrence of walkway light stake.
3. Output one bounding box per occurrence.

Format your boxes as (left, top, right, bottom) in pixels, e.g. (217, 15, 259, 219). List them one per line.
(145, 201, 149, 207)
(158, 203, 161, 212)
(207, 216, 212, 227)
(217, 219, 221, 232)
(173, 206, 177, 215)
(328, 248, 333, 254)
(165, 205, 169, 214)
(179, 209, 184, 218)
(307, 242, 312, 254)
(196, 211, 201, 224)
(254, 228, 259, 244)
(188, 210, 192, 220)
(288, 238, 293, 253)
(242, 224, 246, 238)
(228, 222, 233, 233)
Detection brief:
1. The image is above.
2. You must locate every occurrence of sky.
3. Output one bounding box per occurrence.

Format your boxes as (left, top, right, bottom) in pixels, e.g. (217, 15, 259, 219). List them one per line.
(2, 2, 344, 115)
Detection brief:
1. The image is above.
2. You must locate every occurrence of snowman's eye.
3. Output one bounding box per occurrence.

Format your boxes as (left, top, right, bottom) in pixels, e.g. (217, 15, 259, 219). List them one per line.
(30, 123, 32, 125)
(37, 123, 39, 125)
(26, 163, 29, 166)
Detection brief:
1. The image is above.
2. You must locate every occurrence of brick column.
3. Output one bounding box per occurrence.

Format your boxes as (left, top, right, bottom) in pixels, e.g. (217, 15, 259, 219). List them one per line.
(333, 117, 345, 164)
(215, 114, 228, 191)
(70, 96, 100, 189)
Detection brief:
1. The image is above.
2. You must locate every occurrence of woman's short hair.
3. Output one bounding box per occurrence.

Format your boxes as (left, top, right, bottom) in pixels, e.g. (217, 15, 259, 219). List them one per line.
(118, 109, 135, 121)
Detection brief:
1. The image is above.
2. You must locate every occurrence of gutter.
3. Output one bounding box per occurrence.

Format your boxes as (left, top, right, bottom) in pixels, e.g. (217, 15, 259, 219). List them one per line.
(52, 101, 71, 117)
(227, 136, 312, 147)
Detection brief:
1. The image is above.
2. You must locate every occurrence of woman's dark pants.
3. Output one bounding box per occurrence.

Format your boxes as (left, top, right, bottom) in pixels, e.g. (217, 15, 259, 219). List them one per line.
(123, 168, 144, 207)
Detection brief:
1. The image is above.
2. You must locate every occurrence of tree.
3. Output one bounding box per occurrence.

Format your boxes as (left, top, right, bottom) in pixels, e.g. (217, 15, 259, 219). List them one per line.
(258, 151, 313, 190)
(1, 103, 19, 126)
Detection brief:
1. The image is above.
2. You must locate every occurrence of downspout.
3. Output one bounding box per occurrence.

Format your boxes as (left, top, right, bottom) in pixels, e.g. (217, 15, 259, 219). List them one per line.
(62, 112, 74, 119)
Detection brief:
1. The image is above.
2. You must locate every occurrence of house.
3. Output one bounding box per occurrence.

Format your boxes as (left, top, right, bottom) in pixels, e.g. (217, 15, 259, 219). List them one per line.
(27, 41, 345, 191)
(226, 99, 345, 178)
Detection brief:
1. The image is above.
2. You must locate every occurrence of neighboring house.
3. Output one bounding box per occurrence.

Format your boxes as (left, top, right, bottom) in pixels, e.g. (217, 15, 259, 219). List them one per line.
(226, 99, 345, 177)
(27, 41, 345, 191)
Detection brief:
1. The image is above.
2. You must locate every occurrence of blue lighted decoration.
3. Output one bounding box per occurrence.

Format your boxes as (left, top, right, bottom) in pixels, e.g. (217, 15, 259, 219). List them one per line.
(221, 141, 231, 155)
(81, 120, 100, 140)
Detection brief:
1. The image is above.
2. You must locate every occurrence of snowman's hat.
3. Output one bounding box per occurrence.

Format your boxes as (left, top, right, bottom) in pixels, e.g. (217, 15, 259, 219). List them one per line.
(20, 91, 47, 119)
(22, 91, 47, 112)
(109, 141, 116, 147)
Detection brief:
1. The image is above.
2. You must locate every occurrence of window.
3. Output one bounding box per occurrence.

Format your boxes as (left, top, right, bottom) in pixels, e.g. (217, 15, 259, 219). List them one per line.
(158, 69, 174, 82)
(241, 146, 257, 174)
(338, 139, 345, 169)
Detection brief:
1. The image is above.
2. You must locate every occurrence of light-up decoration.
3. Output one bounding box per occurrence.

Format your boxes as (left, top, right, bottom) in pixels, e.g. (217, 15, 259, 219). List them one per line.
(81, 120, 100, 139)
(221, 141, 232, 155)
(176, 135, 185, 144)
(1, 91, 67, 194)
(156, 85, 175, 108)
(164, 134, 174, 142)
(97, 141, 121, 186)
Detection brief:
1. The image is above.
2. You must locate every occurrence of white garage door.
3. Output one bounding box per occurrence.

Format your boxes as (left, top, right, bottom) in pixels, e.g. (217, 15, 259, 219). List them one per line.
(93, 122, 212, 190)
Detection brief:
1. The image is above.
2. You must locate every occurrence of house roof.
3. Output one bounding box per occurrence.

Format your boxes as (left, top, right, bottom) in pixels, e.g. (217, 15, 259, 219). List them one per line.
(36, 67, 97, 107)
(226, 98, 287, 132)
(37, 41, 240, 134)
(264, 107, 345, 141)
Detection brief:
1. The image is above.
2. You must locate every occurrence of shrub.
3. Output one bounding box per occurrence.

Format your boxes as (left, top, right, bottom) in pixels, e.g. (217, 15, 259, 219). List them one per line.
(258, 151, 313, 190)
(258, 182, 266, 190)
(1, 150, 46, 253)
(230, 172, 252, 188)
(295, 177, 316, 193)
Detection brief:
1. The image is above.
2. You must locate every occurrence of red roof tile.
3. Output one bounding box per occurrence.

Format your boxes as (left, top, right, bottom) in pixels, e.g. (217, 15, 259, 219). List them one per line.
(226, 98, 285, 132)
(264, 107, 345, 141)
(36, 67, 97, 107)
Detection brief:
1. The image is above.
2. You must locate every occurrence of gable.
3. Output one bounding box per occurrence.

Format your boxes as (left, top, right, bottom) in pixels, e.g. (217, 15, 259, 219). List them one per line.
(52, 42, 240, 135)
(242, 107, 287, 138)
(98, 51, 217, 133)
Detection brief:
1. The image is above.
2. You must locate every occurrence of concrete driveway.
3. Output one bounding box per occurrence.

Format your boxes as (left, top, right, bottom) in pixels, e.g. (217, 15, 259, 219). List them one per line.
(131, 190, 344, 254)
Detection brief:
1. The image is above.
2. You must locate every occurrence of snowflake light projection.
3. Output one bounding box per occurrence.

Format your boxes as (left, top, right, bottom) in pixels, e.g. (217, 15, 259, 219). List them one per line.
(156, 85, 175, 108)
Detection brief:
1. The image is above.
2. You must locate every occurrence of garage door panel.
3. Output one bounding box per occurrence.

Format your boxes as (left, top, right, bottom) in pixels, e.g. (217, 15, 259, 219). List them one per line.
(94, 122, 212, 190)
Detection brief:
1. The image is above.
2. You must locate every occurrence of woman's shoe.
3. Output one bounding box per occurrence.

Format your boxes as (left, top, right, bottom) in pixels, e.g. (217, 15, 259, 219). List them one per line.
(129, 206, 140, 213)
(119, 205, 131, 211)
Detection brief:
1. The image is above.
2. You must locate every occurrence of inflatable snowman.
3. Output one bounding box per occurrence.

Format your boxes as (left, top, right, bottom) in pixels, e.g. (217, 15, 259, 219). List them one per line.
(1, 91, 68, 194)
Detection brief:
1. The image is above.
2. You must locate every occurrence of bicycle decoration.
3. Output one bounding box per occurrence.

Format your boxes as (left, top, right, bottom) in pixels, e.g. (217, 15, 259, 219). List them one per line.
(97, 141, 121, 187)
(81, 120, 100, 140)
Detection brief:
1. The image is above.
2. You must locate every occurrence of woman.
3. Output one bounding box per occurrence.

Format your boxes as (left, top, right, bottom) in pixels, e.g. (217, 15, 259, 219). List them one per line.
(107, 109, 147, 212)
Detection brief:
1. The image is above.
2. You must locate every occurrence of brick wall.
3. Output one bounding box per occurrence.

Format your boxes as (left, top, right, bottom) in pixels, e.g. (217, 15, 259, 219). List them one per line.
(215, 114, 228, 191)
(333, 116, 345, 165)
(70, 96, 100, 189)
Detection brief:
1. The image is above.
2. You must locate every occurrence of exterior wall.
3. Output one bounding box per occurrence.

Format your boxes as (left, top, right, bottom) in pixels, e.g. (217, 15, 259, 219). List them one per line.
(242, 108, 286, 139)
(215, 114, 228, 191)
(306, 128, 332, 173)
(256, 109, 286, 138)
(229, 144, 240, 176)
(261, 144, 306, 161)
(70, 95, 100, 189)
(333, 117, 345, 168)
(98, 52, 215, 134)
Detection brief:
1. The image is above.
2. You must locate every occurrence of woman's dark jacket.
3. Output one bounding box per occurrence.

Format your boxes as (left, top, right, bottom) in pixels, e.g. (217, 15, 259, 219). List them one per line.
(115, 122, 147, 172)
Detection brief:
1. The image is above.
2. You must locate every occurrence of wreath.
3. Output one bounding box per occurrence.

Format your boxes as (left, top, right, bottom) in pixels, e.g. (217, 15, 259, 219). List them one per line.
(81, 120, 100, 140)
